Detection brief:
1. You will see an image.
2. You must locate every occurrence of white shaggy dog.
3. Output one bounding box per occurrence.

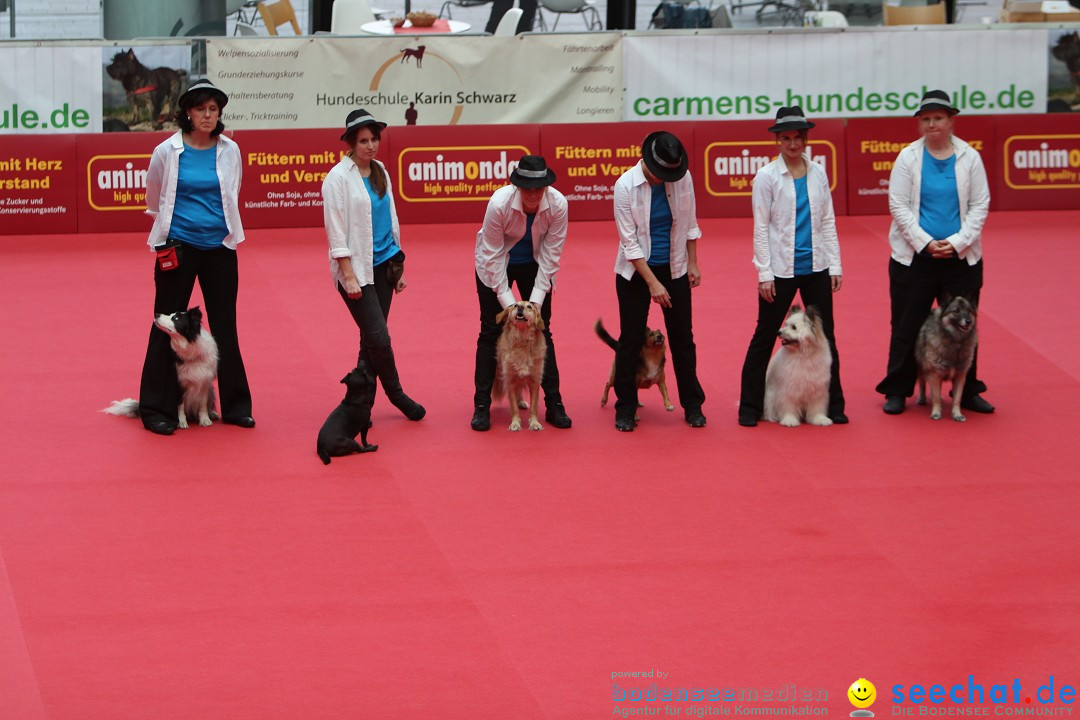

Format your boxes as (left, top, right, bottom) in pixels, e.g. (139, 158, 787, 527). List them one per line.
(104, 307, 219, 428)
(763, 305, 833, 427)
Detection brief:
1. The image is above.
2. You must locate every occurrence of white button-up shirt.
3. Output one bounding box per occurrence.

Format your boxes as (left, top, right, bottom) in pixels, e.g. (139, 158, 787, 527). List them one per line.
(888, 135, 989, 267)
(613, 162, 701, 281)
(144, 131, 245, 250)
(751, 155, 841, 282)
(322, 156, 401, 288)
(475, 184, 568, 309)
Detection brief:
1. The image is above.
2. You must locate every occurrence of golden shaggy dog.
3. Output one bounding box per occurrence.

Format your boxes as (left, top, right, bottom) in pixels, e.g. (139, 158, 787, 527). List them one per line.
(494, 301, 547, 431)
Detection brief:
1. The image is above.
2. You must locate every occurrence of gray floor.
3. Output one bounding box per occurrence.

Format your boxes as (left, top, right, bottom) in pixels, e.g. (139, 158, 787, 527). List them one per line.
(4, 0, 1004, 40)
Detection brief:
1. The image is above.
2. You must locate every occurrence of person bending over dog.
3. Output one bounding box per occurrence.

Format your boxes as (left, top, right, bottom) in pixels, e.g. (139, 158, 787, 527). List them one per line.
(610, 131, 706, 432)
(471, 155, 572, 432)
(738, 106, 847, 428)
(137, 80, 254, 436)
(322, 109, 425, 422)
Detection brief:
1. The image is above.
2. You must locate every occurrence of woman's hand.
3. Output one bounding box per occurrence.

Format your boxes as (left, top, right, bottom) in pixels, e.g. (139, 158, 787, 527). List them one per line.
(343, 276, 363, 299)
(688, 262, 701, 289)
(650, 280, 672, 308)
(759, 281, 776, 303)
(395, 279, 407, 294)
(831, 275, 843, 292)
(928, 240, 955, 258)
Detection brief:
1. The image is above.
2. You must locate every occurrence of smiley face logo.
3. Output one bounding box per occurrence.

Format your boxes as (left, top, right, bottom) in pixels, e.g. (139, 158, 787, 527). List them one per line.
(848, 678, 876, 709)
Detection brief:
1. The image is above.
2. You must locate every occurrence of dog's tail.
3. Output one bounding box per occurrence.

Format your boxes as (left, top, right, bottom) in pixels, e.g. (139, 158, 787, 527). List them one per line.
(102, 398, 139, 417)
(492, 372, 506, 403)
(594, 318, 618, 351)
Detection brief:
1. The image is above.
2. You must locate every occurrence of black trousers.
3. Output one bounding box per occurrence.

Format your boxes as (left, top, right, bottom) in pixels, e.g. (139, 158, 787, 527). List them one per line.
(738, 270, 845, 420)
(614, 266, 705, 419)
(337, 257, 407, 405)
(473, 265, 563, 408)
(138, 244, 252, 426)
(876, 255, 986, 399)
(484, 0, 537, 33)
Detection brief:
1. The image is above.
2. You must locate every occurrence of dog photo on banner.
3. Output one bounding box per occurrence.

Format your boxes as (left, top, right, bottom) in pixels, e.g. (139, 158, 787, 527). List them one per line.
(102, 45, 192, 132)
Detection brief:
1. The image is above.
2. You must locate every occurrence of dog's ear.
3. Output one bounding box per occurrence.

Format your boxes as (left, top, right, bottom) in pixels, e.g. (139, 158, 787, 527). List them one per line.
(495, 306, 510, 325)
(188, 306, 203, 325)
(534, 311, 546, 333)
(790, 304, 803, 316)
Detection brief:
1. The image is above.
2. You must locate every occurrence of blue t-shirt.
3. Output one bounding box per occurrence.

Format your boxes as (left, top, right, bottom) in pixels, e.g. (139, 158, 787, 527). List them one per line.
(508, 213, 537, 265)
(793, 175, 813, 276)
(365, 176, 400, 266)
(919, 147, 962, 241)
(648, 184, 672, 266)
(169, 144, 229, 248)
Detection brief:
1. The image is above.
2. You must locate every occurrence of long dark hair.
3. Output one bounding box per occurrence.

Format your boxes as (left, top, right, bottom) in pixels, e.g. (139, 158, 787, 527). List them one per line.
(345, 125, 387, 198)
(175, 89, 225, 137)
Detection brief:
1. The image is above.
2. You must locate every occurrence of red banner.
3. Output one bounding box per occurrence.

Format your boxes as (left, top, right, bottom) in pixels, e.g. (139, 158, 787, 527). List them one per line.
(388, 124, 539, 224)
(994, 114, 1080, 211)
(75, 131, 167, 234)
(0, 134, 78, 235)
(233, 128, 342, 230)
(845, 117, 997, 216)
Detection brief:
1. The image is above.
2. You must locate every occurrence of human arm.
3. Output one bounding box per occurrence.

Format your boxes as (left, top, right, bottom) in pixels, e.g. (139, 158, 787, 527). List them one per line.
(888, 146, 934, 255)
(322, 171, 360, 297)
(942, 148, 990, 256)
(529, 192, 568, 306)
(475, 192, 516, 308)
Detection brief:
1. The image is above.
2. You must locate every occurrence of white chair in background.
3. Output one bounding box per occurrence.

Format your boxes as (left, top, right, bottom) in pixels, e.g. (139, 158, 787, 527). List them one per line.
(494, 7, 524, 33)
(235, 20, 260, 34)
(439, 0, 494, 19)
(803, 8, 850, 23)
(331, 0, 377, 32)
(537, 0, 602, 30)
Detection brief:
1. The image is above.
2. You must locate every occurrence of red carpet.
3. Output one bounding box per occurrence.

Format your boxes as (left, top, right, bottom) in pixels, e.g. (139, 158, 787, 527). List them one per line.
(1, 211, 1078, 719)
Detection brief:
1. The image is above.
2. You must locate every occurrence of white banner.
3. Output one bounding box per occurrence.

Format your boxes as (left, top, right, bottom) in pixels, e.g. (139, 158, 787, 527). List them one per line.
(0, 46, 103, 134)
(206, 35, 622, 129)
(623, 29, 1048, 120)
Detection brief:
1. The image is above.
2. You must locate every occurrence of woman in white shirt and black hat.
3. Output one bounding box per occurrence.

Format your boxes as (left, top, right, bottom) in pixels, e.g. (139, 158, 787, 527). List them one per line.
(321, 109, 425, 422)
(737, 105, 846, 427)
(611, 130, 706, 432)
(138, 79, 254, 435)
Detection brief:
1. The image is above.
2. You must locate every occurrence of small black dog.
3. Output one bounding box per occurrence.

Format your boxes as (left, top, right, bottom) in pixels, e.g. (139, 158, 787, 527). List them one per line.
(105, 49, 187, 129)
(316, 362, 379, 464)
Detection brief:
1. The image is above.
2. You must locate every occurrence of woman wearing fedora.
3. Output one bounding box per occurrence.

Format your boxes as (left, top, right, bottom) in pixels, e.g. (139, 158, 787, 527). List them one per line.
(611, 131, 706, 432)
(737, 106, 846, 427)
(876, 89, 993, 416)
(471, 155, 572, 432)
(138, 79, 253, 435)
(321, 109, 425, 422)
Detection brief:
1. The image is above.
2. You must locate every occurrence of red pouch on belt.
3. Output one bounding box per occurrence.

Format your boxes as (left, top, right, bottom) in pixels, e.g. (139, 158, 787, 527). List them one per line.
(155, 239, 181, 271)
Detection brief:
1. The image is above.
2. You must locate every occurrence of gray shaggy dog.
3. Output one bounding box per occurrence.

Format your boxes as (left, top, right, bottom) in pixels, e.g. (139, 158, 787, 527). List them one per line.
(916, 295, 978, 422)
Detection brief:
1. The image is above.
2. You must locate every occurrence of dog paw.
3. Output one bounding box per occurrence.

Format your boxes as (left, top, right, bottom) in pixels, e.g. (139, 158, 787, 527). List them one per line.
(529, 420, 543, 431)
(665, 404, 675, 412)
(517, 401, 529, 410)
(779, 416, 800, 427)
(361, 443, 380, 452)
(952, 413, 966, 423)
(508, 421, 522, 432)
(199, 416, 213, 427)
(808, 416, 833, 426)
(930, 410, 942, 420)
(178, 419, 189, 429)
(916, 396, 927, 406)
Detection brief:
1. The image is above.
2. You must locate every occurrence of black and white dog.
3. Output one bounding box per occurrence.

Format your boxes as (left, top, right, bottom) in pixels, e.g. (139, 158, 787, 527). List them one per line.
(104, 307, 219, 428)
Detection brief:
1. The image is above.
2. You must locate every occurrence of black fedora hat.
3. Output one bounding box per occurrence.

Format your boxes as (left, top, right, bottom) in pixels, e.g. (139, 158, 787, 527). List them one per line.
(914, 89, 960, 117)
(340, 109, 387, 141)
(510, 155, 557, 189)
(767, 106, 815, 133)
(641, 131, 688, 183)
(179, 79, 228, 110)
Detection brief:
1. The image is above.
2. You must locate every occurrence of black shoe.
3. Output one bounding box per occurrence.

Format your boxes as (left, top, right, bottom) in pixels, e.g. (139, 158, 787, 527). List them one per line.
(390, 394, 426, 421)
(738, 414, 758, 427)
(685, 411, 707, 428)
(223, 416, 256, 428)
(145, 419, 176, 436)
(883, 395, 905, 415)
(615, 415, 636, 432)
(829, 412, 849, 424)
(545, 403, 572, 429)
(960, 395, 995, 414)
(470, 405, 490, 431)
